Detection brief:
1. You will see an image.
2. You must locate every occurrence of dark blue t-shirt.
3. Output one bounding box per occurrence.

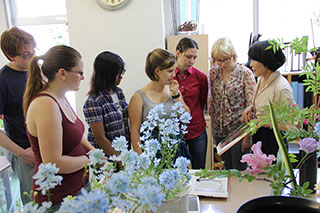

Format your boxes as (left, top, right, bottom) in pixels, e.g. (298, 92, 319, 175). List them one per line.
(0, 65, 30, 149)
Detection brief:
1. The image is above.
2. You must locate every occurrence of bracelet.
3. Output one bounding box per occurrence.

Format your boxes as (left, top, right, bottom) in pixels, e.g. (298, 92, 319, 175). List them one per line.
(85, 153, 90, 159)
(172, 93, 180, 99)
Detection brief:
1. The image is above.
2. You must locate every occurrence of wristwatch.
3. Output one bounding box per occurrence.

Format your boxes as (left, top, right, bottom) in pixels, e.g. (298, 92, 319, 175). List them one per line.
(172, 93, 180, 99)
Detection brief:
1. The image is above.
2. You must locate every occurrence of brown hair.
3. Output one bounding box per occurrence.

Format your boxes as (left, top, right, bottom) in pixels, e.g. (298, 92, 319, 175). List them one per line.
(145, 48, 176, 81)
(23, 45, 81, 114)
(0, 27, 36, 61)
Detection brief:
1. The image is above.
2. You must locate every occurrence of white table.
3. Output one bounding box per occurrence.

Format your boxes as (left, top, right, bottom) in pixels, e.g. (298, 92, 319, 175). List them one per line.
(200, 169, 320, 213)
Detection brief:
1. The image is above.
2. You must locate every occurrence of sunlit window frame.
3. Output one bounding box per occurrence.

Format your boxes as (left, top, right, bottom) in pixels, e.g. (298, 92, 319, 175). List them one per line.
(4, 0, 67, 27)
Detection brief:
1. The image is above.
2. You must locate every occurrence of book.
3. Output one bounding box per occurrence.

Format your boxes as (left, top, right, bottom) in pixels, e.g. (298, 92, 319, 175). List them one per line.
(189, 170, 229, 198)
(216, 124, 251, 156)
(291, 81, 299, 104)
(298, 83, 304, 108)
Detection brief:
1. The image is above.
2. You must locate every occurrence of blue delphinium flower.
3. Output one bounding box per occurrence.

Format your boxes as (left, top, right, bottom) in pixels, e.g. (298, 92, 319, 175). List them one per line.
(153, 158, 161, 167)
(174, 157, 190, 173)
(118, 150, 139, 167)
(112, 135, 128, 152)
(134, 177, 165, 212)
(88, 149, 105, 166)
(144, 138, 161, 156)
(137, 153, 151, 169)
(159, 169, 180, 190)
(33, 163, 62, 195)
(299, 137, 320, 153)
(23, 202, 47, 213)
(57, 196, 79, 212)
(107, 171, 130, 194)
(110, 195, 132, 212)
(179, 111, 192, 124)
(73, 189, 110, 213)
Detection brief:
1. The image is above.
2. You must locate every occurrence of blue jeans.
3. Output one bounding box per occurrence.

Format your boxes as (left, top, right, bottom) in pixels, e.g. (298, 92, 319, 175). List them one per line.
(186, 130, 207, 169)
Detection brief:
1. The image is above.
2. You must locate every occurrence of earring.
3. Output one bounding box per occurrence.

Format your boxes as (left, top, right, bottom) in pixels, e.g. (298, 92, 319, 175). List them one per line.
(62, 76, 66, 81)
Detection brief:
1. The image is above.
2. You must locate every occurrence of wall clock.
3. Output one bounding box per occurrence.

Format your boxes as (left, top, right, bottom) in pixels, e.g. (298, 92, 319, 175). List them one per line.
(95, 0, 130, 11)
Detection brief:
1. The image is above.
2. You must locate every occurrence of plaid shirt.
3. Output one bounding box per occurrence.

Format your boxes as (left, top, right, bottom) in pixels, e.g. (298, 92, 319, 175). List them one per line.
(83, 87, 130, 148)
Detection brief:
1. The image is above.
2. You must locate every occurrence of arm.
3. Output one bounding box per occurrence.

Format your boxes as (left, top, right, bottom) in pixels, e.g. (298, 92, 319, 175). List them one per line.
(242, 69, 256, 123)
(27, 97, 89, 174)
(0, 131, 34, 166)
(89, 122, 117, 156)
(80, 136, 95, 153)
(128, 93, 144, 155)
(169, 80, 190, 113)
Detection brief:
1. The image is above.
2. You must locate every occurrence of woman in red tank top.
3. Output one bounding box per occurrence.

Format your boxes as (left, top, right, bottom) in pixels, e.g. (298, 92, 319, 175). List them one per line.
(23, 45, 95, 208)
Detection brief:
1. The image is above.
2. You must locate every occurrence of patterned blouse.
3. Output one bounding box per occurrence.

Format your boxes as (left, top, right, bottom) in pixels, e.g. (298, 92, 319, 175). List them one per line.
(208, 63, 256, 137)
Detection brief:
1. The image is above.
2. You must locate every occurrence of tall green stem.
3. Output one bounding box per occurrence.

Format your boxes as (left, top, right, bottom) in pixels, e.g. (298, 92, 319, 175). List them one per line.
(269, 100, 297, 190)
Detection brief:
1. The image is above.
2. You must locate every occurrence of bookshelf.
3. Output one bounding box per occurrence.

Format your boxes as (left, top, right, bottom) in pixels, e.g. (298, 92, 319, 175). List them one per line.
(281, 71, 317, 107)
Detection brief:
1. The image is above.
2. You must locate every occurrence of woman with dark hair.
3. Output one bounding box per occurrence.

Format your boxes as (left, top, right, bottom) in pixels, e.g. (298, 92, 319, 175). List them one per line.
(129, 48, 190, 155)
(242, 40, 295, 156)
(174, 37, 208, 169)
(83, 51, 130, 157)
(23, 45, 95, 208)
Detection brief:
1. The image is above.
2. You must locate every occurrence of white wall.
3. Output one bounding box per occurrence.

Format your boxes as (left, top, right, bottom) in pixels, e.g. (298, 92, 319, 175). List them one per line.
(0, 0, 173, 127)
(66, 0, 170, 122)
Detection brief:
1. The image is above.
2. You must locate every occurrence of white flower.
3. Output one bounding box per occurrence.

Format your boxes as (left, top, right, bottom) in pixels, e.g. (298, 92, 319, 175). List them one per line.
(33, 163, 62, 195)
(112, 136, 128, 152)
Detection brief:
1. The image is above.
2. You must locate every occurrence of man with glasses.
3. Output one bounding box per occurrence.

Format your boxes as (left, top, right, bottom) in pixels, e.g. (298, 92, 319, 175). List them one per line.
(0, 27, 36, 205)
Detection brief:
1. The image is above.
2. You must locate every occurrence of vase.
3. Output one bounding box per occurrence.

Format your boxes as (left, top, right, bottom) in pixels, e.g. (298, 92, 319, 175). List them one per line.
(237, 195, 320, 213)
(155, 189, 190, 213)
(299, 151, 317, 194)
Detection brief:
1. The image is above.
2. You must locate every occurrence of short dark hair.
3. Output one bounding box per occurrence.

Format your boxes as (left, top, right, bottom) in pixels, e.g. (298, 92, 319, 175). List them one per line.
(248, 40, 286, 71)
(176, 37, 199, 53)
(89, 51, 125, 95)
(0, 27, 36, 61)
(145, 48, 176, 81)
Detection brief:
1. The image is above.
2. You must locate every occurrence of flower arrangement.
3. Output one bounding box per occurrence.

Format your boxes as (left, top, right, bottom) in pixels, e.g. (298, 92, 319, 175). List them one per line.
(20, 102, 192, 212)
(196, 37, 320, 198)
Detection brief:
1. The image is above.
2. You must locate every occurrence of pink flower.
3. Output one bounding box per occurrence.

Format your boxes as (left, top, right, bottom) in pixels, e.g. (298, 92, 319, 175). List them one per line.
(241, 141, 276, 175)
(303, 118, 310, 125)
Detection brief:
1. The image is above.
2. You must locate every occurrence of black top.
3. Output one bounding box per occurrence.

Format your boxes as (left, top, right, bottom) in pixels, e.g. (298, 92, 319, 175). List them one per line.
(0, 65, 30, 149)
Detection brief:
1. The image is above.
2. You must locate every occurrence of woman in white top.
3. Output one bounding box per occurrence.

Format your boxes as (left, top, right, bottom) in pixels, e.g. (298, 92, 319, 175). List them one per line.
(242, 40, 295, 156)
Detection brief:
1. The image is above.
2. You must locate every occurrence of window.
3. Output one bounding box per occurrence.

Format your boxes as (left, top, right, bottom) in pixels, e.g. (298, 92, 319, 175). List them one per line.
(5, 0, 76, 109)
(180, 0, 320, 65)
(259, 0, 320, 49)
(199, 0, 253, 64)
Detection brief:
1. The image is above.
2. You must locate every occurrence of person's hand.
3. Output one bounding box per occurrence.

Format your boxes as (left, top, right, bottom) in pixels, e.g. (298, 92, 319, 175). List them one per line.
(241, 136, 252, 153)
(169, 79, 180, 96)
(19, 147, 35, 166)
(241, 105, 253, 123)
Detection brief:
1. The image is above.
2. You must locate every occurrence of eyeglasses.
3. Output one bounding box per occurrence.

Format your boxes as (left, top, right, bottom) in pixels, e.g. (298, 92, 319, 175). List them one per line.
(216, 56, 232, 64)
(17, 50, 35, 60)
(68, 70, 84, 76)
(120, 69, 126, 76)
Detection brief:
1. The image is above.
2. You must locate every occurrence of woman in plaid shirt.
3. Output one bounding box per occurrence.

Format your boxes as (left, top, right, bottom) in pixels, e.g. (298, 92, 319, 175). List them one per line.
(83, 51, 130, 156)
